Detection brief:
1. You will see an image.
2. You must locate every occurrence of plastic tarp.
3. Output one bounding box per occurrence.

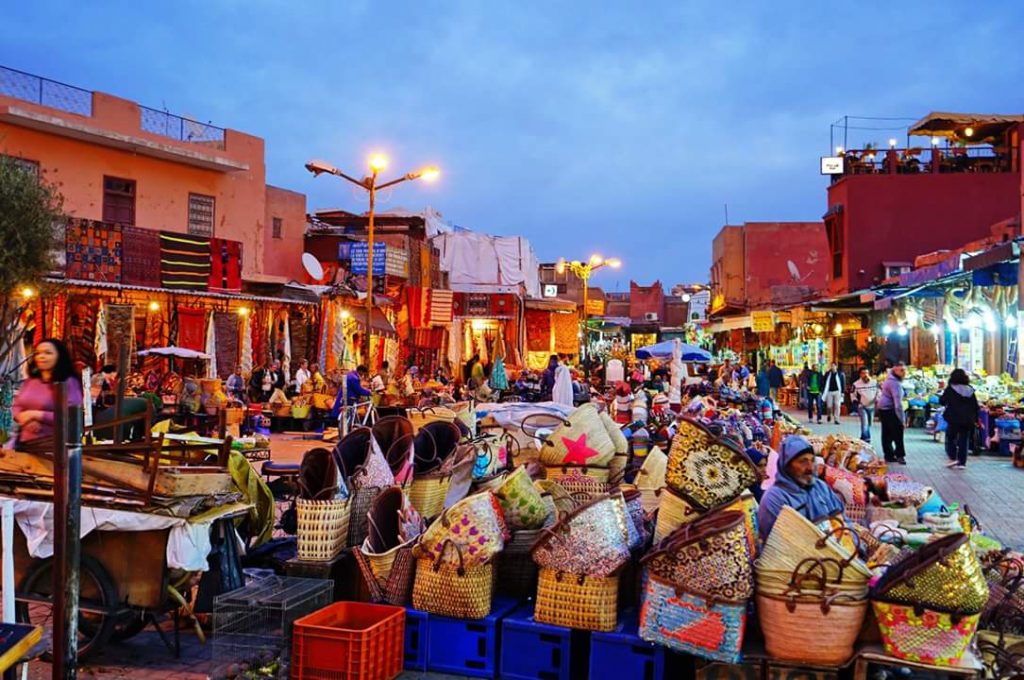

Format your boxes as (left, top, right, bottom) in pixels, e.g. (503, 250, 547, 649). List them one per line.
(434, 231, 540, 298)
(635, 340, 712, 362)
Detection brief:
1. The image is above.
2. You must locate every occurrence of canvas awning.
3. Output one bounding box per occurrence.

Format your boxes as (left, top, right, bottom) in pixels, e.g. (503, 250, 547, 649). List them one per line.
(524, 297, 577, 313)
(352, 308, 398, 338)
(909, 112, 1024, 143)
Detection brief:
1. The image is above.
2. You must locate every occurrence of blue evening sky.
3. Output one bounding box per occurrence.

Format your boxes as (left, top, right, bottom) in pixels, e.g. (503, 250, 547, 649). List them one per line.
(4, 2, 1023, 291)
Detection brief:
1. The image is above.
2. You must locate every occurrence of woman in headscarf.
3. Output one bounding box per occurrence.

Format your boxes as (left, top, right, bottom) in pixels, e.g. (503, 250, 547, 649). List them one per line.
(552, 357, 574, 406)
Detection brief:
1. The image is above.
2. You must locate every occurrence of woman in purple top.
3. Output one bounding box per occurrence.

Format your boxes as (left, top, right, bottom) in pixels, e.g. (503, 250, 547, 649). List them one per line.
(12, 338, 82, 453)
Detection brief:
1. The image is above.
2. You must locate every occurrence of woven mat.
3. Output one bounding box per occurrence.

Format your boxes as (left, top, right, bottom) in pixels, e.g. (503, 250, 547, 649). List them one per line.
(214, 312, 239, 378)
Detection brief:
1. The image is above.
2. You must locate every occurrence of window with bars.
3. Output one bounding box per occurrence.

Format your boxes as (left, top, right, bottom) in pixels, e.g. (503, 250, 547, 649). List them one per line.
(1, 155, 39, 178)
(103, 176, 136, 225)
(188, 193, 215, 237)
(272, 216, 282, 239)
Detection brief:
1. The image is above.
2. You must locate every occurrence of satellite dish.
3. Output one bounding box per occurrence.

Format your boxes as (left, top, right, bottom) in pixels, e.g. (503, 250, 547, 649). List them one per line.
(302, 253, 324, 281)
(787, 260, 805, 282)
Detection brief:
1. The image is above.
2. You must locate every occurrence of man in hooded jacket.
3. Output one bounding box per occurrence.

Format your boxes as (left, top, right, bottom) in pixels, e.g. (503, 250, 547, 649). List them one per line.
(757, 434, 845, 540)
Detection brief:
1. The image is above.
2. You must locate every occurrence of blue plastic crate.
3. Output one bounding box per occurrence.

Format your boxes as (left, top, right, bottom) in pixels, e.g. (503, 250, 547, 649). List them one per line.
(589, 613, 665, 680)
(426, 597, 519, 678)
(501, 604, 575, 680)
(404, 606, 429, 671)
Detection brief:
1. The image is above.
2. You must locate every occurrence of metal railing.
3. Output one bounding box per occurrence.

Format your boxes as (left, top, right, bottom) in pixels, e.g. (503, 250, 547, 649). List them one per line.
(835, 145, 1016, 178)
(139, 105, 226, 149)
(0, 65, 92, 116)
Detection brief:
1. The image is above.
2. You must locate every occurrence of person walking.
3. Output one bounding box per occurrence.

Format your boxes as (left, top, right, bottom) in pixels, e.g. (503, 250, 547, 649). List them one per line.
(798, 363, 811, 411)
(877, 362, 908, 464)
(852, 367, 879, 442)
(755, 364, 770, 398)
(806, 364, 824, 424)
(767, 360, 784, 404)
(940, 368, 979, 470)
(821, 362, 846, 424)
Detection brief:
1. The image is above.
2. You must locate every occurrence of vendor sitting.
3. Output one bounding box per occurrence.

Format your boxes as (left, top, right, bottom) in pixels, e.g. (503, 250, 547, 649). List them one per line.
(757, 434, 845, 540)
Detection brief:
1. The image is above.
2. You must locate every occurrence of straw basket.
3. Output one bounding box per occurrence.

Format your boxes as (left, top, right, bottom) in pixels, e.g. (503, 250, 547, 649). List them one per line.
(531, 494, 631, 577)
(355, 540, 417, 606)
(665, 418, 760, 511)
(271, 402, 292, 417)
(224, 406, 244, 426)
(296, 497, 351, 562)
(871, 532, 989, 615)
(635, 445, 667, 514)
(452, 401, 476, 436)
(416, 491, 506, 568)
(873, 601, 980, 666)
(408, 406, 457, 433)
(759, 506, 872, 588)
(639, 574, 746, 663)
(543, 465, 610, 498)
(529, 404, 616, 467)
(654, 487, 704, 543)
(291, 404, 311, 420)
(311, 392, 334, 410)
(495, 465, 548, 530)
(412, 540, 494, 619)
(407, 473, 453, 521)
(757, 591, 867, 665)
(534, 479, 576, 516)
(535, 568, 619, 632)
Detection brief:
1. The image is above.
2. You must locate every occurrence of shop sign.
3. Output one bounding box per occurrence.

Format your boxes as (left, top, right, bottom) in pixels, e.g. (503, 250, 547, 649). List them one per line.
(751, 311, 775, 333)
(585, 299, 605, 316)
(349, 242, 386, 276)
(820, 156, 844, 175)
(543, 284, 558, 298)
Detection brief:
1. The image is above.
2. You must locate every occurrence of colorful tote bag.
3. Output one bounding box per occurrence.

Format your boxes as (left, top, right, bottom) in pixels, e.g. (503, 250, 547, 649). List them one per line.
(873, 601, 980, 666)
(532, 403, 616, 467)
(639, 574, 747, 663)
(666, 418, 759, 511)
(415, 491, 506, 568)
(531, 493, 631, 577)
(495, 465, 548, 530)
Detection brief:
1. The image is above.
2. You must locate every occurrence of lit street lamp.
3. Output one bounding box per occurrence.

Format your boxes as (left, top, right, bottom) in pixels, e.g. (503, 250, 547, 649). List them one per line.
(306, 155, 439, 362)
(556, 254, 621, 368)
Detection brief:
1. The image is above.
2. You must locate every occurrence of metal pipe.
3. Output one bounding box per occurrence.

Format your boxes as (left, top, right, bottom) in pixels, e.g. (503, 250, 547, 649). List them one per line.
(52, 383, 82, 679)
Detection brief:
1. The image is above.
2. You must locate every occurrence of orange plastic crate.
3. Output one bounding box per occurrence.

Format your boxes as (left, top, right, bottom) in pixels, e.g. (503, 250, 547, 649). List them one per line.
(291, 602, 405, 680)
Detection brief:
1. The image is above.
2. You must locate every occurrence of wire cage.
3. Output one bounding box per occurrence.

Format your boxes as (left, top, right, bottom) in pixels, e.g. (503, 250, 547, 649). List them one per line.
(212, 576, 333, 679)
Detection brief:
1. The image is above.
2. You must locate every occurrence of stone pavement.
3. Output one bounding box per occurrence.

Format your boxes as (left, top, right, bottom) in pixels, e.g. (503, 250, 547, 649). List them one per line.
(790, 408, 1024, 549)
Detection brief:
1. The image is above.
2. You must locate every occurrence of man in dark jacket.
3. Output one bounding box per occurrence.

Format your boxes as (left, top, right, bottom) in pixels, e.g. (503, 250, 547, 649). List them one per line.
(767, 360, 785, 403)
(940, 368, 980, 469)
(758, 434, 845, 539)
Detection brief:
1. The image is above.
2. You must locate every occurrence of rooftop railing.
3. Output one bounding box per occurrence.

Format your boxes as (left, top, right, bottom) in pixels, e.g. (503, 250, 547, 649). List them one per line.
(139, 105, 225, 149)
(833, 145, 1017, 180)
(0, 65, 92, 116)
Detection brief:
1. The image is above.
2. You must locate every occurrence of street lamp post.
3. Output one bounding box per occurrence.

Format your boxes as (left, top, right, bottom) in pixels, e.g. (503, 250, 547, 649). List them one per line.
(306, 156, 439, 364)
(556, 254, 621, 370)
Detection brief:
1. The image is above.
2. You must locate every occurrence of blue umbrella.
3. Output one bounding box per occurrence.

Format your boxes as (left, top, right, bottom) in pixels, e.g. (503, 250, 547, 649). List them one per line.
(635, 340, 711, 362)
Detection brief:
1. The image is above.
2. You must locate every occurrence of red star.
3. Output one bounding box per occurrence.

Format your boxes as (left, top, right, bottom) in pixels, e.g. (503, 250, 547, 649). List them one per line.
(561, 433, 598, 465)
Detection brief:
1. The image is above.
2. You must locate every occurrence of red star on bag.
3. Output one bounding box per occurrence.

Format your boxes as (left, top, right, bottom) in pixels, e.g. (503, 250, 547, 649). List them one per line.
(561, 433, 598, 465)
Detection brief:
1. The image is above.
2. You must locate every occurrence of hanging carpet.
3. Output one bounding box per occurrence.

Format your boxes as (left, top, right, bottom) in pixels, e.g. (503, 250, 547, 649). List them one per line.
(214, 312, 239, 378)
(160, 232, 211, 291)
(121, 226, 162, 288)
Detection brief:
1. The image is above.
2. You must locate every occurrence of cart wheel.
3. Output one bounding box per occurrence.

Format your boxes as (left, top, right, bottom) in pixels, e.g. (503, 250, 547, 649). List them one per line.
(15, 554, 119, 661)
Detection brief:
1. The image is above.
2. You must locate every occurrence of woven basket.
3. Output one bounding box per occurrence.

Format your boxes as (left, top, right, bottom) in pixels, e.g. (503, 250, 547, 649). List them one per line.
(408, 473, 453, 521)
(452, 401, 476, 436)
(543, 465, 611, 498)
(291, 404, 311, 420)
(355, 540, 417, 605)
(534, 479, 577, 516)
(408, 406, 457, 433)
(635, 445, 667, 513)
(224, 406, 244, 425)
(312, 392, 334, 410)
(495, 465, 548, 530)
(639, 574, 746, 663)
(531, 404, 616, 467)
(871, 532, 989, 615)
(416, 491, 506, 568)
(755, 555, 870, 599)
(867, 503, 919, 527)
(665, 417, 760, 511)
(531, 494, 631, 577)
(412, 540, 494, 619)
(271, 402, 292, 417)
(535, 568, 619, 632)
(759, 506, 872, 588)
(347, 486, 381, 547)
(654, 487, 705, 543)
(296, 497, 351, 562)
(757, 591, 867, 665)
(643, 510, 752, 602)
(873, 601, 980, 666)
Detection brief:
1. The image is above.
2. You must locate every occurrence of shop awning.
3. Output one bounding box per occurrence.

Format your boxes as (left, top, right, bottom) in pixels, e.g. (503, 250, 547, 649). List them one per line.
(909, 112, 1024, 143)
(46, 277, 318, 305)
(964, 241, 1019, 272)
(524, 297, 577, 313)
(352, 308, 398, 338)
(705, 315, 752, 333)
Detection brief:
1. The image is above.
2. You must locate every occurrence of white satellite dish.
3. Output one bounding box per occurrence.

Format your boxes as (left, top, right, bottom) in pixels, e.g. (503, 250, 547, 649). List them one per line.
(787, 260, 804, 282)
(302, 253, 324, 281)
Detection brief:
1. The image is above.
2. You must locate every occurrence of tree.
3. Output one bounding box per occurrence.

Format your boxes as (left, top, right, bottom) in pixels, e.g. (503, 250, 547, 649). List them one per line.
(0, 154, 63, 380)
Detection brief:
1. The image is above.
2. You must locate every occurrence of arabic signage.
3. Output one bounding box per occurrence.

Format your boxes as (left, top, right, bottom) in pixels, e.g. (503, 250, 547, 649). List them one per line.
(349, 242, 386, 276)
(751, 311, 775, 333)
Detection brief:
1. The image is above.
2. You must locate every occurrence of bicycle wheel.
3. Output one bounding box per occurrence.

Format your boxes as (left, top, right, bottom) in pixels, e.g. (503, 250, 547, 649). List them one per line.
(16, 554, 119, 661)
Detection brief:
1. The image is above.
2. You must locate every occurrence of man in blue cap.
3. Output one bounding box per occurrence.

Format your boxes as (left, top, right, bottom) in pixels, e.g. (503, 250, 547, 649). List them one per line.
(757, 434, 845, 540)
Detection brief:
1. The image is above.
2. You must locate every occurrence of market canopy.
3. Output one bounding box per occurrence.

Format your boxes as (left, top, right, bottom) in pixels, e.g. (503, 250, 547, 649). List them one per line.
(909, 112, 1024, 144)
(137, 346, 211, 359)
(635, 340, 711, 362)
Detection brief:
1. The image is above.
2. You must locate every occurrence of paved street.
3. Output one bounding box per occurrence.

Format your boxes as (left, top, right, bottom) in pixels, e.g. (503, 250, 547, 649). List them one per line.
(789, 408, 1024, 549)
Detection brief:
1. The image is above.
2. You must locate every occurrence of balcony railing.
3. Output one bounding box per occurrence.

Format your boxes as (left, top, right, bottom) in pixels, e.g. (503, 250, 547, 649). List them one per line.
(139, 105, 225, 149)
(834, 145, 1016, 180)
(0, 65, 92, 116)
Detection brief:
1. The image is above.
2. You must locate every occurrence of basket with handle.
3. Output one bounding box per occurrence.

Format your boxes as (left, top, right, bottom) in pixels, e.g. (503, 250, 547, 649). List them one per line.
(295, 447, 351, 562)
(871, 532, 989, 615)
(407, 406, 457, 434)
(665, 417, 760, 511)
(407, 422, 460, 520)
(332, 428, 396, 547)
(600, 410, 631, 482)
(494, 464, 548, 530)
(635, 445, 667, 513)
(542, 464, 610, 498)
(415, 491, 506, 569)
(522, 405, 616, 468)
(873, 600, 980, 666)
(535, 567, 619, 632)
(758, 506, 872, 589)
(756, 587, 867, 665)
(412, 539, 494, 619)
(638, 573, 747, 663)
(355, 486, 420, 605)
(531, 493, 631, 577)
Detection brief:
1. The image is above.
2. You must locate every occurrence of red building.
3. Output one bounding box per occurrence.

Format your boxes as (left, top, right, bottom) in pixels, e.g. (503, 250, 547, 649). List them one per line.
(824, 112, 1023, 295)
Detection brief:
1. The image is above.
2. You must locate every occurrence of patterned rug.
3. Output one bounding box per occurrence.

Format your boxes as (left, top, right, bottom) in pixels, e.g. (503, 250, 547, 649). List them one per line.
(160, 232, 211, 290)
(105, 304, 136, 368)
(66, 218, 122, 282)
(176, 307, 206, 352)
(213, 312, 239, 378)
(65, 296, 98, 367)
(122, 226, 162, 288)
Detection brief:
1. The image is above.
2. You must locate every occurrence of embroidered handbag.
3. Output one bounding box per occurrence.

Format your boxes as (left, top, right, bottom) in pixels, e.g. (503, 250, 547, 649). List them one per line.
(665, 417, 759, 511)
(415, 491, 506, 568)
(495, 464, 548, 530)
(543, 464, 611, 498)
(643, 510, 753, 602)
(531, 493, 631, 577)
(639, 574, 747, 663)
(873, 601, 980, 666)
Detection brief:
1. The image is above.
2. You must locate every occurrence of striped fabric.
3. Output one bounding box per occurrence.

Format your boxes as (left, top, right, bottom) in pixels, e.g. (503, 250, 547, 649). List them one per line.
(160, 232, 211, 290)
(428, 290, 454, 326)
